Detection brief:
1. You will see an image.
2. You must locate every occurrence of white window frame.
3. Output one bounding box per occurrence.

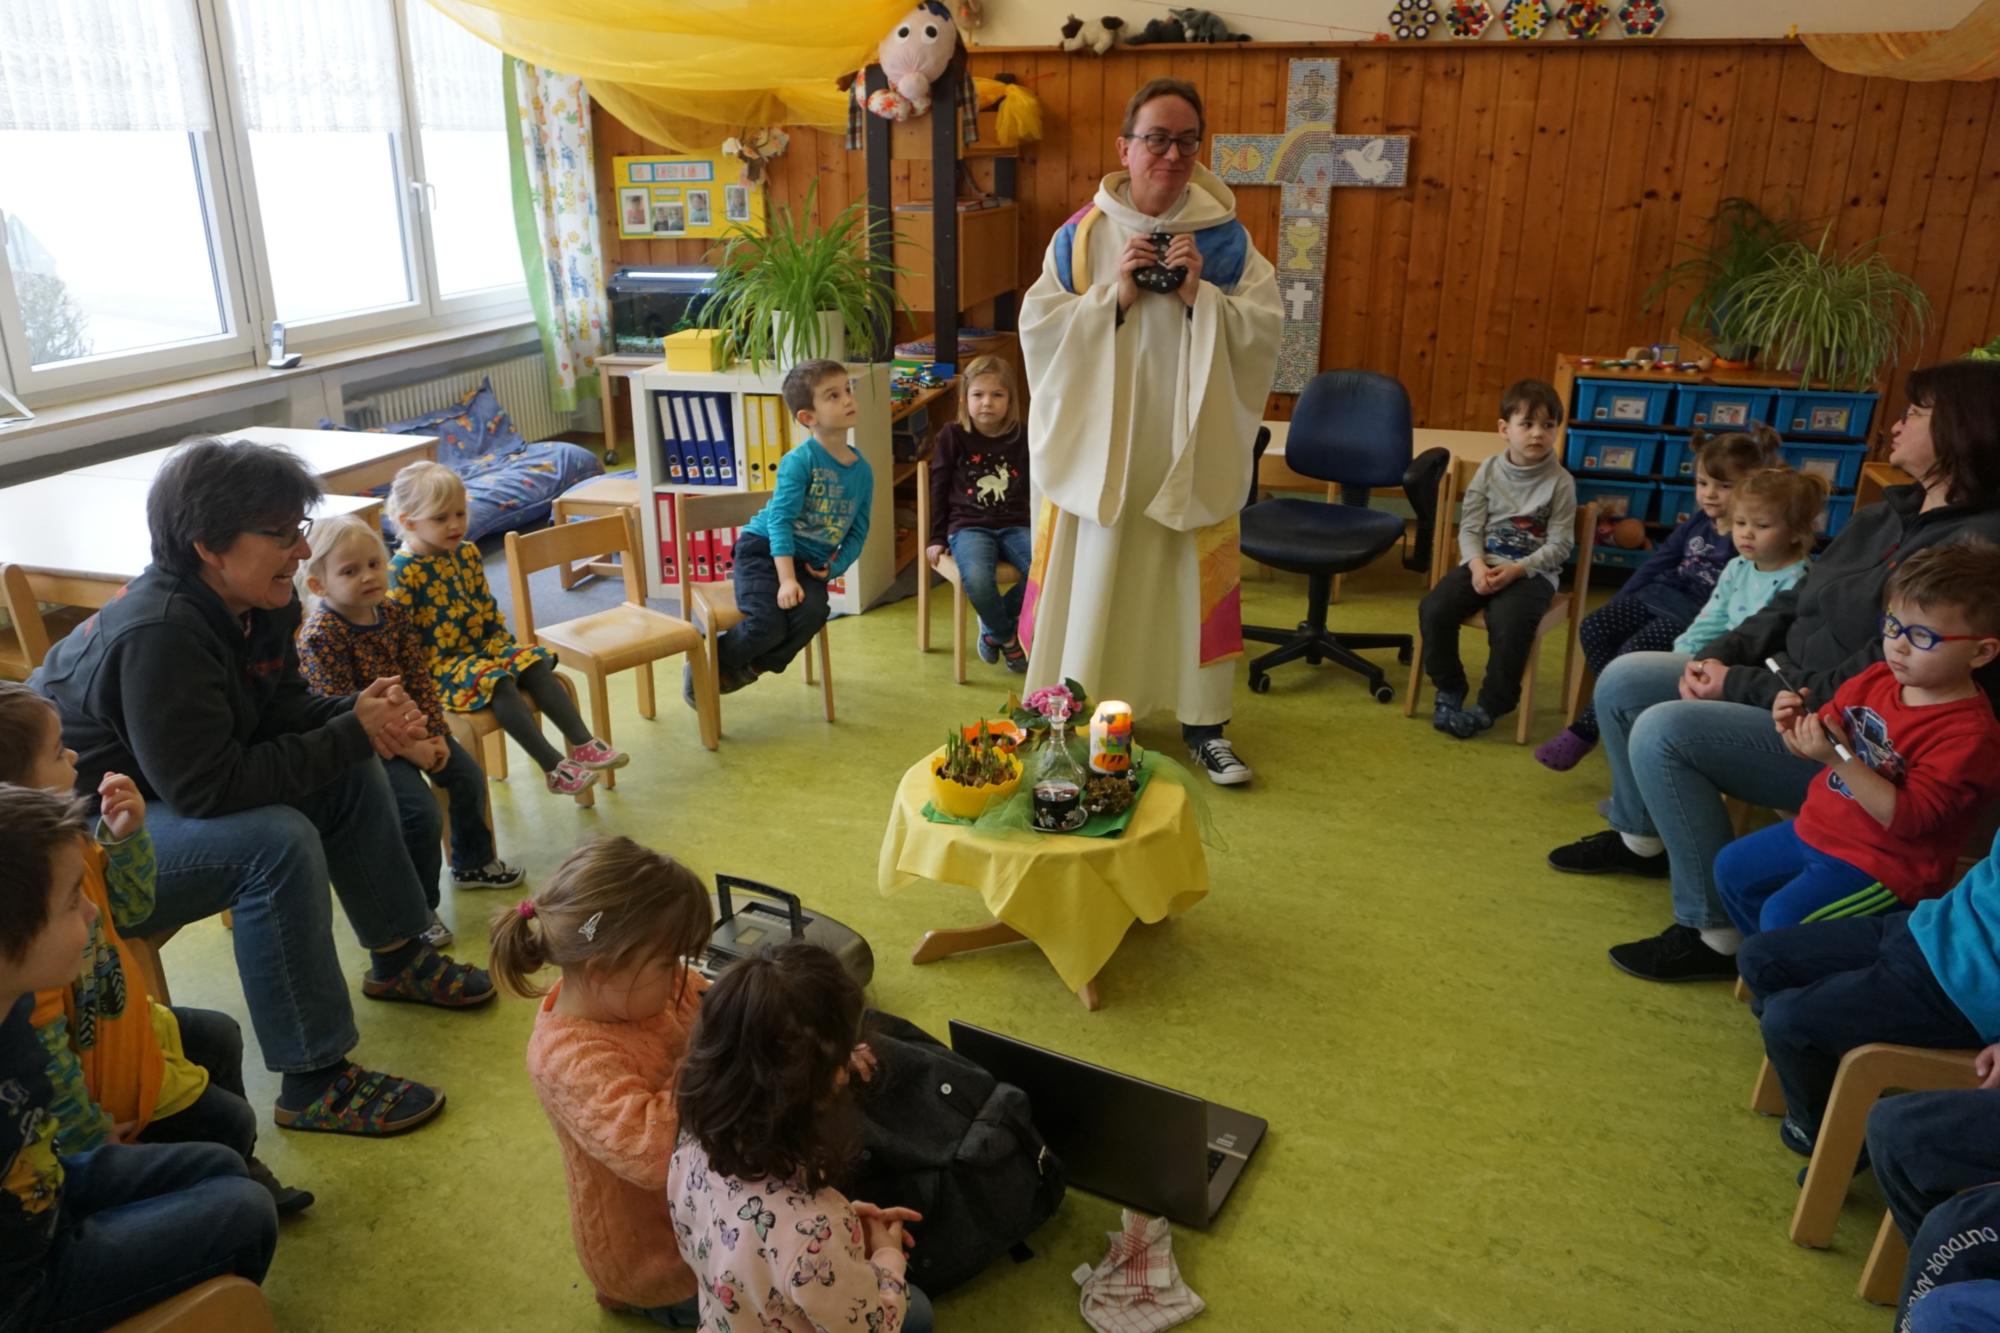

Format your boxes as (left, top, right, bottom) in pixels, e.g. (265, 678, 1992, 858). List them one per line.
(0, 0, 529, 408)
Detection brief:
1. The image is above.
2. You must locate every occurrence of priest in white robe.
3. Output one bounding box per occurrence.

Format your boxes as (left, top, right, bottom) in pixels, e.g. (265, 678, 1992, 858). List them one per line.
(1017, 77, 1282, 785)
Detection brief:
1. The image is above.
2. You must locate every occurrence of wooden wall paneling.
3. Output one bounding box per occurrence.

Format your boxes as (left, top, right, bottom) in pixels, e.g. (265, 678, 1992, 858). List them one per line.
(1832, 78, 1910, 258)
(1363, 46, 1426, 378)
(1761, 47, 1828, 211)
(1799, 71, 1866, 229)
(1392, 49, 1463, 413)
(1503, 49, 1581, 389)
(1462, 50, 1545, 424)
(1716, 48, 1782, 207)
(1623, 49, 1702, 364)
(1936, 105, 2000, 367)
(1907, 82, 1996, 369)
(1428, 51, 1504, 431)
(1576, 50, 1660, 360)
(1872, 81, 1952, 415)
(1323, 54, 1390, 372)
(1543, 52, 1618, 366)
(1651, 47, 1743, 340)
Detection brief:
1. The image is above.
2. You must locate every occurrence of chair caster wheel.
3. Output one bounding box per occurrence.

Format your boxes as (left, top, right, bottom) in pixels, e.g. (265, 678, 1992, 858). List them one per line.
(1397, 645, 1414, 664)
(1249, 673, 1272, 694)
(1371, 683, 1394, 704)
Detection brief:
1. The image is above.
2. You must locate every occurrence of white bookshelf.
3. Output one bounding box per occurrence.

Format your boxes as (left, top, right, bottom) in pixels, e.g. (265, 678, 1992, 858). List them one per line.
(632, 362, 895, 618)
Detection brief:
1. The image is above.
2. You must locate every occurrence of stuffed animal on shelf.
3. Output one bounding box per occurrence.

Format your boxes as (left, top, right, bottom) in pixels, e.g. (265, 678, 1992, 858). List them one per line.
(1122, 14, 1184, 43)
(1173, 7, 1250, 40)
(857, 2, 960, 120)
(721, 129, 791, 185)
(1059, 14, 1125, 53)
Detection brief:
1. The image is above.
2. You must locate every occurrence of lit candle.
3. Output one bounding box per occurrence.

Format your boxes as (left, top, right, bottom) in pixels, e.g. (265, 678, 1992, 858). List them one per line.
(1089, 700, 1133, 774)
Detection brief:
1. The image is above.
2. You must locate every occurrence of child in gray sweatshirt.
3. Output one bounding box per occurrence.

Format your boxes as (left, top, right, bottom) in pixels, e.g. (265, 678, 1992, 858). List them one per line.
(1418, 379, 1578, 738)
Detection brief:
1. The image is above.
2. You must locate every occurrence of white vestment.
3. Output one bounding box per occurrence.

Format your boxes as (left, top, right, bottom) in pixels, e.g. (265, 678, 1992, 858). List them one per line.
(1019, 165, 1281, 725)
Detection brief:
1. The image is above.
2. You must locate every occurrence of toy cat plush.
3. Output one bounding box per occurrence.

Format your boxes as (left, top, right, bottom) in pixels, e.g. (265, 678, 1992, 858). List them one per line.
(861, 1, 959, 120)
(1173, 6, 1250, 40)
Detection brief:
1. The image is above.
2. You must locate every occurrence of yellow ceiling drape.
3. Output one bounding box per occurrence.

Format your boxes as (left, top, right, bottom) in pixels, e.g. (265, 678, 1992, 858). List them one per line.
(429, 0, 906, 150)
(1802, 0, 2000, 81)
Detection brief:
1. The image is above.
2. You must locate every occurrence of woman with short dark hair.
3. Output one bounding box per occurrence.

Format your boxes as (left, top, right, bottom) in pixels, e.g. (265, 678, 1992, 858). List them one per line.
(35, 437, 491, 1138)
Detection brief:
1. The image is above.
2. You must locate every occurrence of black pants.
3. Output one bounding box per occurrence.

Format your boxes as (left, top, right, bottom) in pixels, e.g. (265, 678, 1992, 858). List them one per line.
(717, 530, 831, 678)
(1893, 1174, 2000, 1328)
(137, 1007, 259, 1163)
(1740, 914, 1983, 1138)
(1872, 1090, 2000, 1244)
(1570, 596, 1684, 741)
(383, 735, 497, 905)
(1416, 563, 1556, 717)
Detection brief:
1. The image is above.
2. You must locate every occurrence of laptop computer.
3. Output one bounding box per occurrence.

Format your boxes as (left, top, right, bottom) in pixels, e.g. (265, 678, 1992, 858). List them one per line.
(947, 1020, 1266, 1229)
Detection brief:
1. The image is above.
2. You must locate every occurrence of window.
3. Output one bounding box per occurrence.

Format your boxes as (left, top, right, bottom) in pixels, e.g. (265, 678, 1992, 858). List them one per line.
(0, 0, 527, 405)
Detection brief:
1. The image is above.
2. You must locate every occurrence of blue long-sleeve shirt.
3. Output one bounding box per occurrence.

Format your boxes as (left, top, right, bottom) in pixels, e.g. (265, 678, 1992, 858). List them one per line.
(1912, 852, 2000, 1041)
(742, 436, 874, 579)
(1618, 512, 1734, 626)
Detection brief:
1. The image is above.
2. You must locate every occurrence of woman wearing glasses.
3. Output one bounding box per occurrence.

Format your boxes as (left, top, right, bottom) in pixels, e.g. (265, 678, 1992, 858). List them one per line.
(1544, 360, 2000, 983)
(1017, 77, 1281, 787)
(33, 439, 488, 1142)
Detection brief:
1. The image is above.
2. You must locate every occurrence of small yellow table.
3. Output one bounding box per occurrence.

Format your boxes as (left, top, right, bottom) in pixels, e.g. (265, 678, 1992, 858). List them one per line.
(877, 754, 1209, 1010)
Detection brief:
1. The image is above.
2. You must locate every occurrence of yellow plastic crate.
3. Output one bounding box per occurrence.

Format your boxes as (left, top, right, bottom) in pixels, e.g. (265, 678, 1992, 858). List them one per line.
(661, 329, 726, 372)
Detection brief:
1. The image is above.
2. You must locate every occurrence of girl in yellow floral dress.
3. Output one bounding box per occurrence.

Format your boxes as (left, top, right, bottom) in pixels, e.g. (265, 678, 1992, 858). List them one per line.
(385, 463, 625, 796)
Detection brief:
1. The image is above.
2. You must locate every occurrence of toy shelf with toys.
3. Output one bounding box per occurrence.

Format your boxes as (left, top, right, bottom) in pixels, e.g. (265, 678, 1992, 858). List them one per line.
(1550, 352, 1882, 572)
(632, 362, 897, 617)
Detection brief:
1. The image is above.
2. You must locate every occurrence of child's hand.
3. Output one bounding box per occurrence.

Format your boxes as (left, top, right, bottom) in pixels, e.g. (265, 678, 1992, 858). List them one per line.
(1771, 689, 1808, 729)
(777, 577, 804, 610)
(849, 1042, 878, 1084)
(1978, 1042, 2000, 1089)
(804, 562, 830, 581)
(925, 545, 945, 568)
(110, 1120, 141, 1144)
(1467, 560, 1494, 595)
(855, 1202, 921, 1254)
(97, 773, 146, 841)
(1488, 563, 1525, 591)
(1781, 709, 1841, 764)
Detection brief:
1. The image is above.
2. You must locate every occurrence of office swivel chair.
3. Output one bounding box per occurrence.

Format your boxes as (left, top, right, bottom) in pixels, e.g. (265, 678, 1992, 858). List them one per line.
(1239, 370, 1417, 701)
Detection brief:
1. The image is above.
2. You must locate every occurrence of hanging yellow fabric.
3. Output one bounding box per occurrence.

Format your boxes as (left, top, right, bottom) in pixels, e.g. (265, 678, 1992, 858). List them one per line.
(428, 0, 907, 150)
(1802, 0, 2000, 81)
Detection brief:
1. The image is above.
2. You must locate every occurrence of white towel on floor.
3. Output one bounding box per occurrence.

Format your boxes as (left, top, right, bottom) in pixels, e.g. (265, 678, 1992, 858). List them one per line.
(1073, 1210, 1206, 1332)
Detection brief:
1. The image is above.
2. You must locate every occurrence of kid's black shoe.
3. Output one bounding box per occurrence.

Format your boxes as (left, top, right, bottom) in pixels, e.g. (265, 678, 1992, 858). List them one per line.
(1548, 830, 1669, 877)
(1607, 924, 1737, 982)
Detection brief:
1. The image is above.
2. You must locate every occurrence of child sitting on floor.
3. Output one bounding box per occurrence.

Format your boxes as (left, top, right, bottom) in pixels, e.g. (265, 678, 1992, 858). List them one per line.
(925, 354, 1032, 673)
(0, 782, 278, 1330)
(496, 836, 715, 1325)
(669, 941, 932, 1333)
(1418, 378, 1577, 739)
(1668, 465, 1825, 659)
(685, 359, 873, 707)
(1535, 427, 1782, 771)
(0, 682, 310, 1216)
(1719, 540, 2000, 940)
(298, 514, 524, 948)
(385, 462, 625, 797)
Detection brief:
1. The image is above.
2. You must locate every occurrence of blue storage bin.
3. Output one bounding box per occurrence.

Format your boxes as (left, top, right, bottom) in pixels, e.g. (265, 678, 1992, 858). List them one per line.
(1817, 494, 1856, 537)
(1659, 436, 1698, 479)
(1592, 545, 1652, 572)
(1656, 483, 1699, 527)
(1574, 379, 1675, 427)
(1574, 477, 1656, 523)
(1781, 441, 1869, 490)
(1673, 386, 1777, 431)
(1565, 428, 1662, 476)
(1774, 390, 1875, 439)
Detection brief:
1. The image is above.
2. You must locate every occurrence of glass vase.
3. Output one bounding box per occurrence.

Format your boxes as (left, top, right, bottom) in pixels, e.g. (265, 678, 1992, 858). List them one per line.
(1030, 724, 1088, 833)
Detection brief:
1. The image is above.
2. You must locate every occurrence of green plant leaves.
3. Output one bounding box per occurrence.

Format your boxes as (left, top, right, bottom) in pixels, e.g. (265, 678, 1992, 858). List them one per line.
(1714, 226, 1930, 390)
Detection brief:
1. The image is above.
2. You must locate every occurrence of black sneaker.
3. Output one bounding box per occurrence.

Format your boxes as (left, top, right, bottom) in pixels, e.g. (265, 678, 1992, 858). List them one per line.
(1607, 924, 1738, 982)
(1779, 1115, 1815, 1158)
(1431, 690, 1464, 734)
(1548, 829, 1669, 877)
(1443, 704, 1494, 740)
(1189, 737, 1253, 786)
(452, 860, 526, 890)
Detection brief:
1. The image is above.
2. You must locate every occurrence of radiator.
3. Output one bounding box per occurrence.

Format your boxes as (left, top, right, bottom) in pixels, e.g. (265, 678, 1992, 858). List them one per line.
(342, 351, 575, 446)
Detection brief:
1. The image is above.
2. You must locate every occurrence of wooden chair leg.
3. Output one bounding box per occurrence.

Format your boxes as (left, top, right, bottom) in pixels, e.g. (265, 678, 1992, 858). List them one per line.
(1514, 639, 1538, 745)
(1402, 632, 1425, 719)
(585, 670, 615, 790)
(1734, 976, 1751, 1003)
(1750, 1056, 1786, 1116)
(952, 581, 969, 685)
(1859, 1210, 1909, 1306)
(221, 911, 233, 930)
(697, 630, 723, 751)
(804, 639, 817, 685)
(917, 559, 932, 652)
(818, 631, 835, 723)
(554, 502, 579, 590)
(635, 662, 656, 720)
(484, 726, 509, 781)
(1330, 571, 1343, 604)
(1562, 612, 1588, 724)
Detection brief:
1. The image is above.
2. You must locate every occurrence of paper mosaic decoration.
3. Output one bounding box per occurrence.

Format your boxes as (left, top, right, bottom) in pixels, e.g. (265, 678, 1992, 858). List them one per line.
(1211, 58, 1412, 393)
(1560, 1, 1610, 37)
(1502, 0, 1550, 39)
(1618, 0, 1667, 35)
(1387, 0, 1439, 38)
(1443, 1, 1495, 37)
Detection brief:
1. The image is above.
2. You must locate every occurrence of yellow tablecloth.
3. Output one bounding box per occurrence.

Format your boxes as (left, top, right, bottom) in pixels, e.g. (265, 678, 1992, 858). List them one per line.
(877, 755, 1209, 992)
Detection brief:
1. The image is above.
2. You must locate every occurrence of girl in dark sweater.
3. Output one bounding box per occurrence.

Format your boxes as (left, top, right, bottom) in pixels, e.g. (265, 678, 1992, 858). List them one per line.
(925, 355, 1033, 672)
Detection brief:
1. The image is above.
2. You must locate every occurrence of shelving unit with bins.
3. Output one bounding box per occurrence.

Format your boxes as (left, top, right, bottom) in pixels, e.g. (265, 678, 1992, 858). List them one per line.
(632, 363, 896, 617)
(1551, 354, 1882, 572)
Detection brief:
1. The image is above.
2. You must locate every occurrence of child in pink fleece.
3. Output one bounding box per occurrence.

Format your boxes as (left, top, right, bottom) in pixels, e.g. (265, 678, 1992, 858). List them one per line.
(492, 836, 716, 1324)
(669, 942, 934, 1332)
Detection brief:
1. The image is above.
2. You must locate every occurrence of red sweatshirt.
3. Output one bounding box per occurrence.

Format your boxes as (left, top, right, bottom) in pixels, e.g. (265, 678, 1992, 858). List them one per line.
(1796, 661, 2000, 903)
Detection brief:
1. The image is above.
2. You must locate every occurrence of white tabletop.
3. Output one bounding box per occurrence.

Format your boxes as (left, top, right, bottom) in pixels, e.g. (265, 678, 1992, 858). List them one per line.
(72, 427, 437, 485)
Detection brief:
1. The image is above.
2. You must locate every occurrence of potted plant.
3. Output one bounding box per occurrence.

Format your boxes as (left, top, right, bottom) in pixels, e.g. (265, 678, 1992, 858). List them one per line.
(1005, 681, 1092, 751)
(1714, 228, 1931, 390)
(931, 722, 1023, 819)
(1968, 333, 2000, 362)
(698, 181, 906, 371)
(1643, 197, 1801, 364)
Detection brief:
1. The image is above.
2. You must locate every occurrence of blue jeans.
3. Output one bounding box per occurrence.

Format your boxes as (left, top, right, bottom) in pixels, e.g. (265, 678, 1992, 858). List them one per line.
(1714, 819, 1885, 935)
(383, 736, 497, 906)
(948, 525, 1033, 644)
(717, 530, 831, 678)
(19, 1142, 276, 1333)
(132, 758, 431, 1074)
(641, 1296, 700, 1326)
(1594, 652, 1822, 929)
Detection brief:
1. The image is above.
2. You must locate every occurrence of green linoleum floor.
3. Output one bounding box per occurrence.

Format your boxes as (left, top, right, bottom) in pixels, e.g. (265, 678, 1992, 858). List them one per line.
(160, 557, 1895, 1331)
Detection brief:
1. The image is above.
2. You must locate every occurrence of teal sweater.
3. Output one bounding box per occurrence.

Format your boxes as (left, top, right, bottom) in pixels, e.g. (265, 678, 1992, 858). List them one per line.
(742, 437, 873, 578)
(1911, 851, 2000, 1040)
(1673, 555, 1809, 656)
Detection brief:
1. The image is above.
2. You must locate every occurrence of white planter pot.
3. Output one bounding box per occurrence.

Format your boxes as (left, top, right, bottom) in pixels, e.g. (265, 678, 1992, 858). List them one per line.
(772, 310, 846, 367)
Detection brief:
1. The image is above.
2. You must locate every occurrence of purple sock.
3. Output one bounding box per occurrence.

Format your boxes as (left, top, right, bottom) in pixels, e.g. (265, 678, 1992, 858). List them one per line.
(1534, 727, 1595, 772)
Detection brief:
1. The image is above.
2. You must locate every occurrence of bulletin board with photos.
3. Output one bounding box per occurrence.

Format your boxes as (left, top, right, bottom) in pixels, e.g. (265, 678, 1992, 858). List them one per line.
(612, 153, 764, 241)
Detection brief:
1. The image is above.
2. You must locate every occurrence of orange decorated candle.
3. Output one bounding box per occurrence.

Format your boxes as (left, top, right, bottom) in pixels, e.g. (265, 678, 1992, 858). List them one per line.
(1089, 700, 1133, 774)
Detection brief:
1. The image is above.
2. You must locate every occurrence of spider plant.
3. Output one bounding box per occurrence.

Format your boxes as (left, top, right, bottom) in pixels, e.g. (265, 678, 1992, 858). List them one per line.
(698, 181, 908, 371)
(1643, 197, 1802, 361)
(1714, 227, 1931, 390)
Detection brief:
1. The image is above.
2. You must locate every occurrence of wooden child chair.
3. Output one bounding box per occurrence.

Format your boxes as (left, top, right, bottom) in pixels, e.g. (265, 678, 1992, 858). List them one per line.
(1402, 458, 1598, 742)
(505, 509, 706, 789)
(109, 1277, 275, 1332)
(673, 490, 835, 751)
(929, 550, 1022, 685)
(442, 676, 596, 808)
(0, 563, 91, 680)
(548, 476, 642, 589)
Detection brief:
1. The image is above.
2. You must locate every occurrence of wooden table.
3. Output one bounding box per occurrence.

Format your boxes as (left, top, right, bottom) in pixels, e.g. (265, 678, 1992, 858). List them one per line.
(595, 354, 665, 465)
(72, 426, 437, 497)
(1856, 460, 1913, 510)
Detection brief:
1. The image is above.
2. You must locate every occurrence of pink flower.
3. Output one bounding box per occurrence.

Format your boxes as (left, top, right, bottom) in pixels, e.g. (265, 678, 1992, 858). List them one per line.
(1023, 685, 1074, 722)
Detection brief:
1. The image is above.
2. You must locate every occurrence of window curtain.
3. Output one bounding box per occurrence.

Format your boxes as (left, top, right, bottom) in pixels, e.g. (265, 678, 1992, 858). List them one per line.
(224, 0, 403, 133)
(407, 0, 506, 132)
(1803, 0, 2000, 81)
(0, 0, 211, 132)
(506, 61, 605, 414)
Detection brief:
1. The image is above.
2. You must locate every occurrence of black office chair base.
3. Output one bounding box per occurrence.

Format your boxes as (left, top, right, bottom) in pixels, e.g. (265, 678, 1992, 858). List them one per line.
(1241, 571, 1413, 703)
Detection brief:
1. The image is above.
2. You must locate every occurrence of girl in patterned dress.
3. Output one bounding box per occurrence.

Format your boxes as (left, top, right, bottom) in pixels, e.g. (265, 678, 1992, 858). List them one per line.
(384, 463, 623, 797)
(297, 514, 526, 949)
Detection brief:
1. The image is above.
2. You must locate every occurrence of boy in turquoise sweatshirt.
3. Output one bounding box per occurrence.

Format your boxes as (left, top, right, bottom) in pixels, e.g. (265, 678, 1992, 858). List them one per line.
(691, 359, 874, 700)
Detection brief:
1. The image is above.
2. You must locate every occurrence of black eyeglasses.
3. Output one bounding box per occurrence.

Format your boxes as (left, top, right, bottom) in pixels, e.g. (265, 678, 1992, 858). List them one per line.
(251, 517, 313, 545)
(1125, 131, 1202, 159)
(1881, 611, 1981, 652)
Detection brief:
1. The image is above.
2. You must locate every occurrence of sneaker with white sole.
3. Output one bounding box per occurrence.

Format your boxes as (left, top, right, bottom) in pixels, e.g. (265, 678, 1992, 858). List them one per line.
(569, 738, 628, 771)
(420, 910, 453, 949)
(1189, 737, 1253, 786)
(546, 760, 600, 796)
(451, 860, 526, 890)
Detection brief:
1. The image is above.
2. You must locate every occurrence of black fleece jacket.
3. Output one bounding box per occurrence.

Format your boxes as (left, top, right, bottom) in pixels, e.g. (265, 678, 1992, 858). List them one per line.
(1701, 484, 2000, 709)
(31, 565, 369, 818)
